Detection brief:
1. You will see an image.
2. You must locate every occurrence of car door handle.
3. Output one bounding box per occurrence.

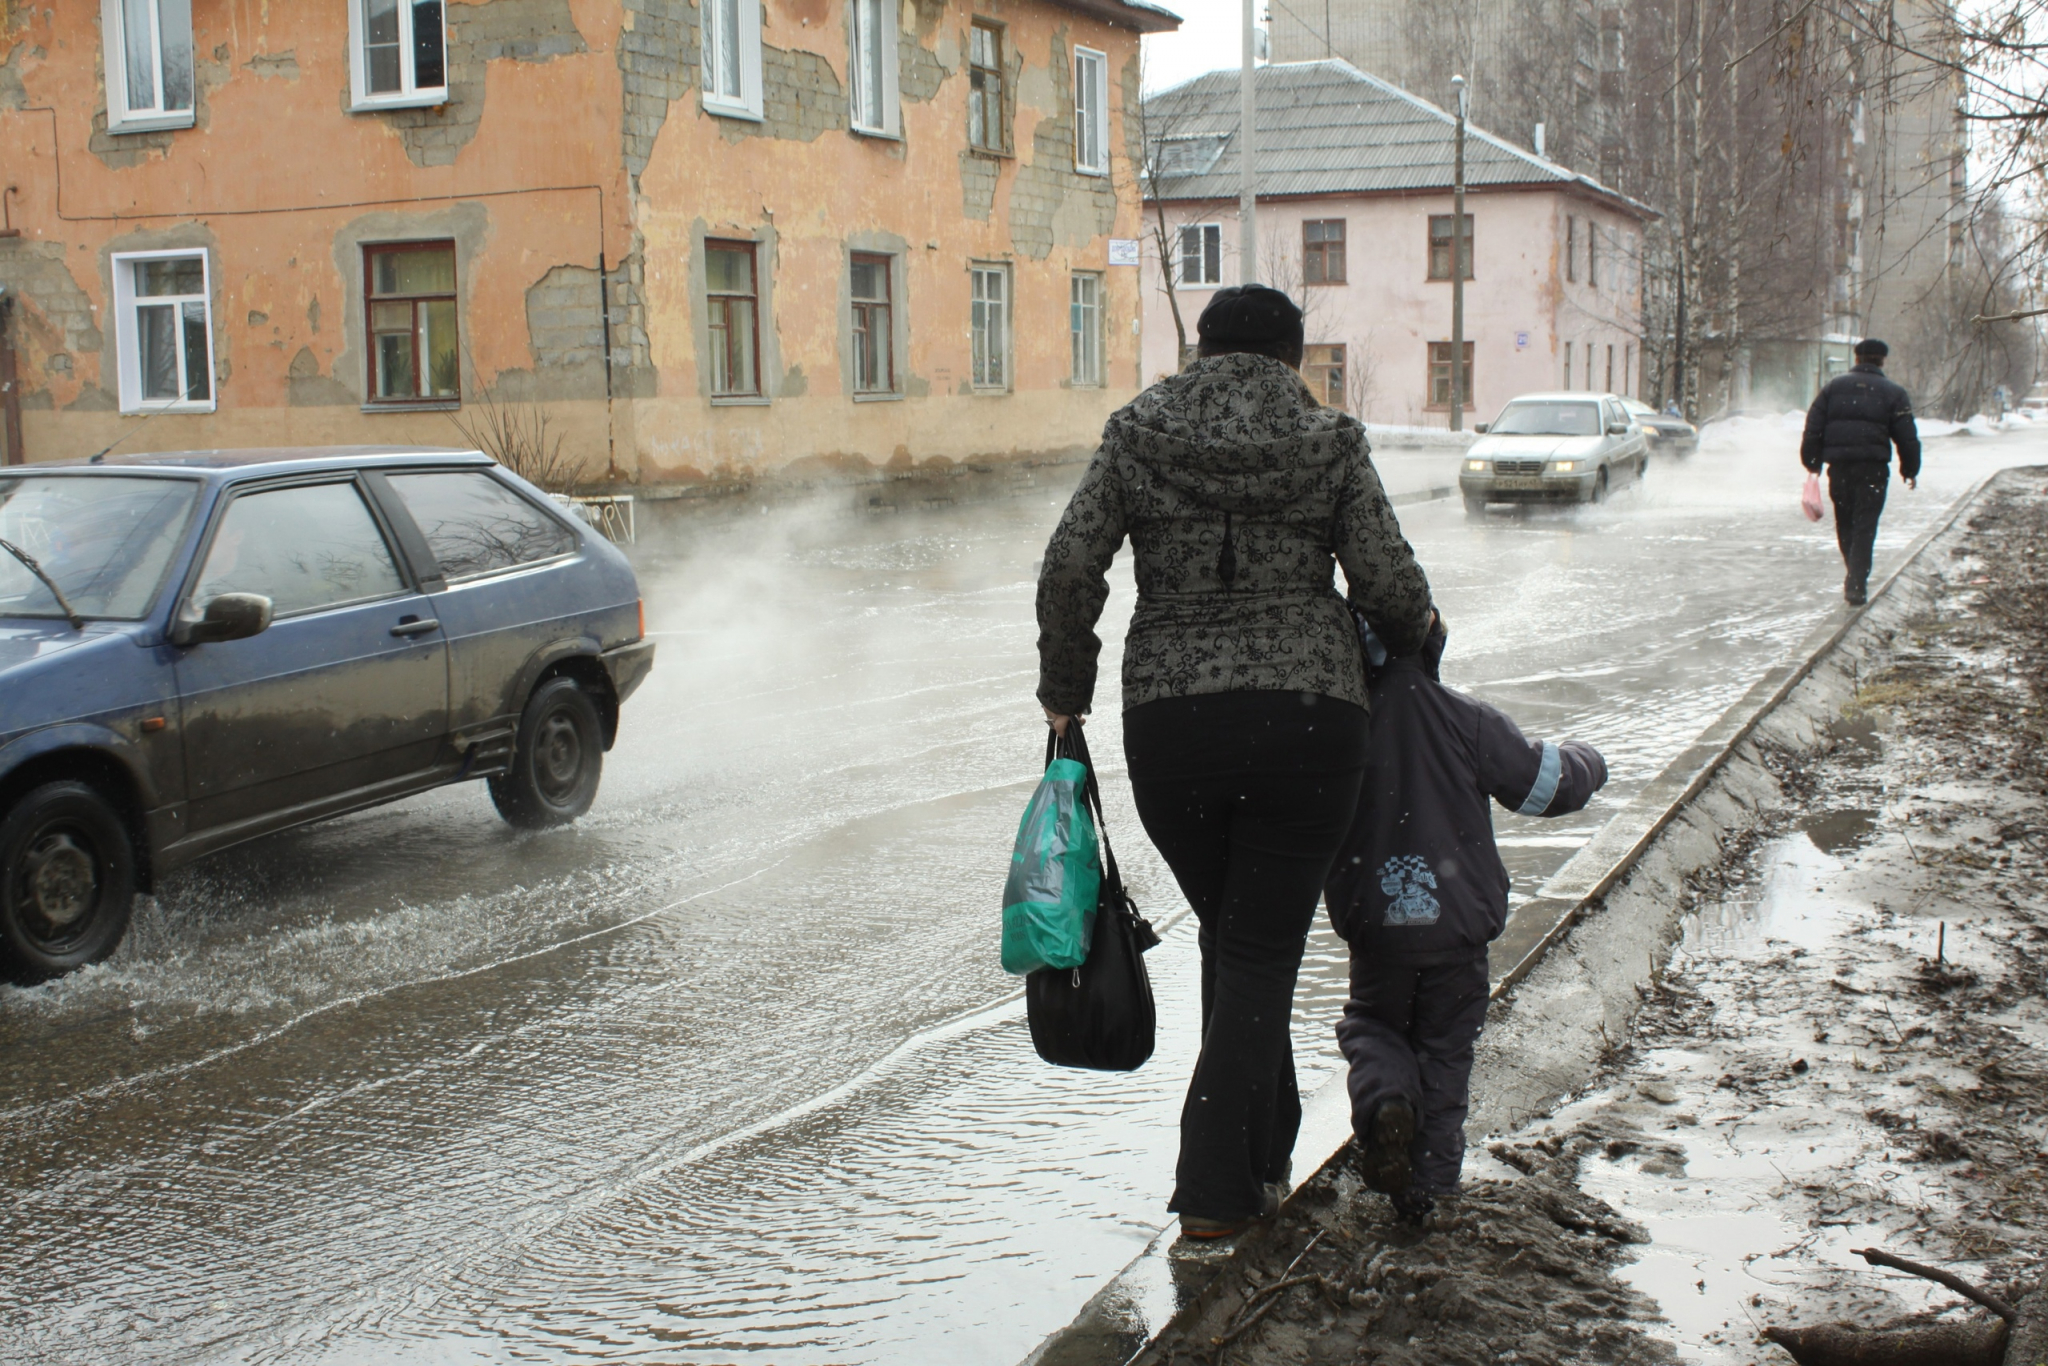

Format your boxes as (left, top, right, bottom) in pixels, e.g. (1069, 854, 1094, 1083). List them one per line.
(391, 617, 441, 637)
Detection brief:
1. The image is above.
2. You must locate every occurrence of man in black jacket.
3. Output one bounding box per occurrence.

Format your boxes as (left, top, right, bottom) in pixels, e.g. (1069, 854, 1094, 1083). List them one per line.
(1800, 339, 1921, 605)
(1327, 617, 1607, 1219)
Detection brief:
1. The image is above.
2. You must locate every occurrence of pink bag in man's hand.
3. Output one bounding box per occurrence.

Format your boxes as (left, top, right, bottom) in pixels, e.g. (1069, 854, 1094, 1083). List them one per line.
(1800, 473, 1825, 522)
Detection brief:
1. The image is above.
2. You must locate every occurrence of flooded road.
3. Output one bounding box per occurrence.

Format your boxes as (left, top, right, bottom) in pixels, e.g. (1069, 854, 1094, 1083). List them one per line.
(1, 424, 2038, 1364)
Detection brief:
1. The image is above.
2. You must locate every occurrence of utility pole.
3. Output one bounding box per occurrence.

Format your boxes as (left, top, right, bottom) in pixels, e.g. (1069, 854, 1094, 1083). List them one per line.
(1239, 0, 1258, 284)
(1450, 73, 1467, 432)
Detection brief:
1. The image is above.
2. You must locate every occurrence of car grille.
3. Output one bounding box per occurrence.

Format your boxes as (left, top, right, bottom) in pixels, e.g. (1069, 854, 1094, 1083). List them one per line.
(1494, 459, 1545, 475)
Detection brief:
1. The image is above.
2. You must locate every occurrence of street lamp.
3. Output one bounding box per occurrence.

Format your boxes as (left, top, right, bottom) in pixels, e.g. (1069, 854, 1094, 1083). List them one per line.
(1450, 73, 1467, 433)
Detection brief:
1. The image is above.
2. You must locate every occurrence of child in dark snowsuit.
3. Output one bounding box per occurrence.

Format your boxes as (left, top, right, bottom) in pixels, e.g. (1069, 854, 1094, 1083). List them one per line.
(1326, 616, 1607, 1217)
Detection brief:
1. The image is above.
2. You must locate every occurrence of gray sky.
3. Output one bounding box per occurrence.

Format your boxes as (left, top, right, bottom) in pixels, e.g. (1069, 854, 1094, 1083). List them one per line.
(1140, 0, 1261, 94)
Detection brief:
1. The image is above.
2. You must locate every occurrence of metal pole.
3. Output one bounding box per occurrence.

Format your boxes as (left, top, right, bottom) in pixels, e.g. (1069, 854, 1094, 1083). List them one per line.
(1239, 0, 1258, 284)
(1450, 74, 1467, 432)
(0, 296, 22, 466)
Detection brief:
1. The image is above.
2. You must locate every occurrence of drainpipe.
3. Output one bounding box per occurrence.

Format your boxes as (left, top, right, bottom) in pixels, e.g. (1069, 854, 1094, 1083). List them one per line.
(0, 292, 22, 466)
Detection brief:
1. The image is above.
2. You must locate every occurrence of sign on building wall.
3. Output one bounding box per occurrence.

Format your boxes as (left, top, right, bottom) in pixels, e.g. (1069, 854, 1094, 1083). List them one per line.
(1514, 331, 1530, 351)
(1108, 239, 1141, 267)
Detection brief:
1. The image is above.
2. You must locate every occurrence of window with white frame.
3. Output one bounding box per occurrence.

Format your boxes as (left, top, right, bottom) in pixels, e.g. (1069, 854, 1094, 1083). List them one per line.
(1070, 273, 1103, 386)
(1177, 223, 1221, 286)
(702, 0, 764, 119)
(111, 250, 213, 413)
(849, 0, 900, 135)
(1073, 47, 1108, 174)
(348, 0, 449, 111)
(970, 264, 1009, 391)
(101, 0, 196, 133)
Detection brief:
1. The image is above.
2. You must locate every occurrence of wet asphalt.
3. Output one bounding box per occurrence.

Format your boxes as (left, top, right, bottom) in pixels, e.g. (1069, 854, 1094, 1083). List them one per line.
(1, 425, 2037, 1364)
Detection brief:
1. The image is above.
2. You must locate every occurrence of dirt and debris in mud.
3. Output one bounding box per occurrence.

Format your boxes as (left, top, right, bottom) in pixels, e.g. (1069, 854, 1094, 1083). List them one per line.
(1143, 475, 2048, 1365)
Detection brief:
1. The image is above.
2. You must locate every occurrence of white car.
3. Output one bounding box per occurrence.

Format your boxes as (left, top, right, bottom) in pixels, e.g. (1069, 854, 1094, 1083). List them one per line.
(1459, 392, 1650, 516)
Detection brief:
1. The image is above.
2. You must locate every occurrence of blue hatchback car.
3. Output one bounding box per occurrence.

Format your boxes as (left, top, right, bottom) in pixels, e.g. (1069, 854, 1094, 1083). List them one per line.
(0, 447, 653, 980)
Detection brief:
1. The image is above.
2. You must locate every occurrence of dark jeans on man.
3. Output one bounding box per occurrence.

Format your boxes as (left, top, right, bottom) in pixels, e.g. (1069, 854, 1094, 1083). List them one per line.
(1336, 950, 1491, 1195)
(1123, 690, 1370, 1222)
(1827, 461, 1890, 597)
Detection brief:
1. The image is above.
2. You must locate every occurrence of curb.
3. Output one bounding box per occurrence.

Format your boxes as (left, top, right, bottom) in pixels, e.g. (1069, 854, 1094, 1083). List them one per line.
(1020, 468, 2013, 1366)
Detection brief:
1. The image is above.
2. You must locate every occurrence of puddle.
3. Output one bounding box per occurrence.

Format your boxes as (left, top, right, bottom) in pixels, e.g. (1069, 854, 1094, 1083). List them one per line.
(1799, 807, 1878, 854)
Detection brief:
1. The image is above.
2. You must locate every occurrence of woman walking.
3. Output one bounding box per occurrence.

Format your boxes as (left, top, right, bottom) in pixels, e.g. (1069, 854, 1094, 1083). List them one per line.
(1035, 286, 1436, 1239)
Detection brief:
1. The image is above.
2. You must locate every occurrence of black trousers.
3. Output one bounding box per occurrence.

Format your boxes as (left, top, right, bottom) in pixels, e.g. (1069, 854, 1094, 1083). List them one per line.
(1828, 461, 1890, 594)
(1336, 951, 1491, 1195)
(1123, 690, 1370, 1221)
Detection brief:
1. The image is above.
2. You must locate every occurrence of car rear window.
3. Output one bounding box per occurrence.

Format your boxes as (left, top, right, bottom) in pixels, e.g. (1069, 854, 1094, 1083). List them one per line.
(387, 471, 576, 580)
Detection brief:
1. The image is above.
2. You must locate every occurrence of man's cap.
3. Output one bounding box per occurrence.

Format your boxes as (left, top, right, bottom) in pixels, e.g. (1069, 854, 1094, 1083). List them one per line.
(1854, 338, 1889, 359)
(1195, 285, 1305, 352)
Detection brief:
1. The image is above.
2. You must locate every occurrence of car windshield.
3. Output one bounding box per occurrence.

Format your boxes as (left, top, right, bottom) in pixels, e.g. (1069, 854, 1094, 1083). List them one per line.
(1622, 399, 1654, 416)
(1489, 401, 1602, 436)
(0, 475, 201, 620)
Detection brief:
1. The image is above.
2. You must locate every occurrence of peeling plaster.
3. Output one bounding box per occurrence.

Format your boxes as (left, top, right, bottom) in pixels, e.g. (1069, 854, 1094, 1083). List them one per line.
(378, 0, 588, 168)
(244, 49, 300, 80)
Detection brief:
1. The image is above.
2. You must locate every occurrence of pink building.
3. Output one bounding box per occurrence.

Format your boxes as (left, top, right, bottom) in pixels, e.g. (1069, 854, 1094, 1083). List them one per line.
(1140, 61, 1655, 427)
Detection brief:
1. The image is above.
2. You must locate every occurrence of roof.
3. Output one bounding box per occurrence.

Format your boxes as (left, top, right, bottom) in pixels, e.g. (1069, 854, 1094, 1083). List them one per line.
(1143, 60, 1656, 219)
(1047, 0, 1180, 33)
(29, 445, 490, 475)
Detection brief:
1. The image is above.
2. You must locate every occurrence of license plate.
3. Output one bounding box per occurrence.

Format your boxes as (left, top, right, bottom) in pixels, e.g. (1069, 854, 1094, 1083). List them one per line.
(1491, 476, 1545, 491)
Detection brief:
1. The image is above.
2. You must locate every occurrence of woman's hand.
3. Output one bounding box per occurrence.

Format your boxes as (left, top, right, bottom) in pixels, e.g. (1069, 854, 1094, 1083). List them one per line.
(1044, 708, 1079, 738)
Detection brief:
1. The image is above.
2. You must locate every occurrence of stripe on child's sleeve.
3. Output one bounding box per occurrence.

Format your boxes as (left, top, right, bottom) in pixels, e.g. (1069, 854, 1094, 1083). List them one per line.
(1518, 741, 1561, 816)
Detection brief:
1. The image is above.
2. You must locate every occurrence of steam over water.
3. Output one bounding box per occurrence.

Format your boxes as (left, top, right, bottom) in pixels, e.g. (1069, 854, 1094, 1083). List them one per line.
(0, 426, 2034, 1363)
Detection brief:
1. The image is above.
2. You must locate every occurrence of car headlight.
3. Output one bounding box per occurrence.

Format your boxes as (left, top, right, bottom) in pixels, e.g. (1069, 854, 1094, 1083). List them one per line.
(1550, 460, 1579, 473)
(1464, 458, 1487, 472)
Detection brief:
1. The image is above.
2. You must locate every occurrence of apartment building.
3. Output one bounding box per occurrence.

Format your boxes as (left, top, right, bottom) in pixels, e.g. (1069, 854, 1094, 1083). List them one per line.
(0, 0, 1174, 479)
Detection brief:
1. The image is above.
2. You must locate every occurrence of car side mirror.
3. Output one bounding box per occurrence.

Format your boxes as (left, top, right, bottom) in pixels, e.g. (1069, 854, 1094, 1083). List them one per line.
(1607, 423, 1631, 435)
(172, 592, 273, 647)
(1473, 423, 1489, 434)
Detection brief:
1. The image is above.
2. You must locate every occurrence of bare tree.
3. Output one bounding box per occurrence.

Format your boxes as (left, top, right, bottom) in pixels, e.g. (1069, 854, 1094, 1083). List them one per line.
(449, 382, 581, 493)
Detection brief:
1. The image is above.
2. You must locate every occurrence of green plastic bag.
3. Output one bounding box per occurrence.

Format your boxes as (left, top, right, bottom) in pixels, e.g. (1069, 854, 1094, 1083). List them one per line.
(1001, 756, 1101, 974)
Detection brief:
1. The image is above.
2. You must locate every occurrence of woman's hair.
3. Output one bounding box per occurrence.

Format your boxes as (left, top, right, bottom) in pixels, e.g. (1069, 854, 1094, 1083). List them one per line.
(1194, 285, 1306, 369)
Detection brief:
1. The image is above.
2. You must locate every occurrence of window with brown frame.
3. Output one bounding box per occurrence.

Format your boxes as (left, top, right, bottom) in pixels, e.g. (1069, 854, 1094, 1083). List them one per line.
(1427, 340, 1473, 408)
(705, 239, 760, 397)
(1304, 344, 1346, 408)
(850, 253, 894, 393)
(1303, 220, 1347, 285)
(1427, 214, 1474, 281)
(1565, 216, 1577, 282)
(365, 241, 458, 404)
(968, 21, 1007, 152)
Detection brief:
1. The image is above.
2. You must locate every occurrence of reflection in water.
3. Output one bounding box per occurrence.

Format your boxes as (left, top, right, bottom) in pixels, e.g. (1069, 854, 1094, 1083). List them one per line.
(0, 431, 2033, 1364)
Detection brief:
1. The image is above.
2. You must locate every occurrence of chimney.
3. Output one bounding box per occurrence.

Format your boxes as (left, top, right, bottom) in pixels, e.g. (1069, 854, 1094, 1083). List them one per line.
(1534, 122, 1546, 158)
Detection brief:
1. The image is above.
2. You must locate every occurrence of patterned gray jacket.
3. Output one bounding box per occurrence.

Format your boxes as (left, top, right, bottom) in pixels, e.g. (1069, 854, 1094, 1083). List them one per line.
(1036, 352, 1435, 716)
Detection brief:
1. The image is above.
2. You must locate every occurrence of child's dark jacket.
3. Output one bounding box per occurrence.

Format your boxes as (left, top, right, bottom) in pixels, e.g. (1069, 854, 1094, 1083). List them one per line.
(1326, 631, 1607, 958)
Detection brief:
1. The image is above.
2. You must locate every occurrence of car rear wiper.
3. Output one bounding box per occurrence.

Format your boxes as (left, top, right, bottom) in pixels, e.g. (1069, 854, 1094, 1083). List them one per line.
(0, 538, 84, 630)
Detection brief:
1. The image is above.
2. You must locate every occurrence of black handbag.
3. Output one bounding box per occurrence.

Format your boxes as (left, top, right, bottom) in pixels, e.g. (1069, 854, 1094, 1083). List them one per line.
(1025, 724, 1161, 1071)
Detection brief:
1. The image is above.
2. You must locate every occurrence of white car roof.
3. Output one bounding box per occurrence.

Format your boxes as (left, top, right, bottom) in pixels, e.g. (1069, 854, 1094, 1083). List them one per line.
(1499, 392, 1620, 404)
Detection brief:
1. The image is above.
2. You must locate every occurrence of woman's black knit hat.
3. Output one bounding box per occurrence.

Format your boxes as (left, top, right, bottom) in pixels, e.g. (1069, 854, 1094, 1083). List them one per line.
(1195, 285, 1305, 355)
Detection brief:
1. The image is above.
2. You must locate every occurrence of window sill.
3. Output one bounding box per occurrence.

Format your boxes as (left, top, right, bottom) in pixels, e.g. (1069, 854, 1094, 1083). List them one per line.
(710, 394, 770, 406)
(850, 124, 903, 142)
(351, 91, 451, 113)
(970, 386, 1012, 396)
(120, 399, 215, 416)
(852, 391, 903, 402)
(362, 400, 461, 414)
(703, 98, 764, 123)
(106, 112, 195, 135)
(967, 144, 1013, 160)
(1075, 165, 1108, 178)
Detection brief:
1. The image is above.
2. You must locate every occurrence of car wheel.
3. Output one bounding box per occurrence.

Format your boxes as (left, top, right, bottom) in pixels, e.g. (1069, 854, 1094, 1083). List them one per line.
(1463, 495, 1488, 520)
(0, 781, 138, 982)
(490, 676, 605, 830)
(1591, 468, 1610, 504)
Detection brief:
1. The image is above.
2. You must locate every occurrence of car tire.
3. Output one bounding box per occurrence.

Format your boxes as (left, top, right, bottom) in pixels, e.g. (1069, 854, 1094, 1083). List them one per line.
(1463, 495, 1488, 520)
(1591, 468, 1610, 504)
(0, 781, 138, 983)
(490, 677, 606, 830)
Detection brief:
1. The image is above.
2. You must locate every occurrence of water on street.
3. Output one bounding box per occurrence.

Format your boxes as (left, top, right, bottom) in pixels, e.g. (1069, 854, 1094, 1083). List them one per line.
(1, 422, 2037, 1364)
